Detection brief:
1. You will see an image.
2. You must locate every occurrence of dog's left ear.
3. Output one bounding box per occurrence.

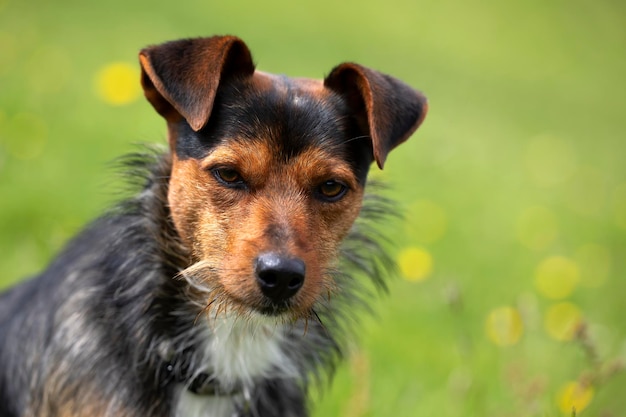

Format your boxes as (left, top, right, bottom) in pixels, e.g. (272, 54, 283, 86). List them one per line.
(139, 36, 255, 131)
(324, 63, 428, 169)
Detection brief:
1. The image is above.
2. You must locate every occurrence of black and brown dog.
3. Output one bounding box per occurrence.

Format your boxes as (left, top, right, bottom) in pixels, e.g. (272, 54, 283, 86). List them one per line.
(0, 36, 427, 417)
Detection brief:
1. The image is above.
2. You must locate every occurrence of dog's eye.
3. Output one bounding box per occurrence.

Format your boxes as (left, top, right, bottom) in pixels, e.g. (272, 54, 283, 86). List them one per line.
(316, 180, 348, 202)
(212, 168, 245, 187)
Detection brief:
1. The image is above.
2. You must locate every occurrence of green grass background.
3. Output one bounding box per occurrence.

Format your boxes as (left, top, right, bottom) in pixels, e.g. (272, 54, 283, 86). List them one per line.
(1, 0, 625, 415)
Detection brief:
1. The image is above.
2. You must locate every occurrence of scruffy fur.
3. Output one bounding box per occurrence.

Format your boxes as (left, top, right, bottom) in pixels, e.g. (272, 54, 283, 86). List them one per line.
(0, 36, 427, 417)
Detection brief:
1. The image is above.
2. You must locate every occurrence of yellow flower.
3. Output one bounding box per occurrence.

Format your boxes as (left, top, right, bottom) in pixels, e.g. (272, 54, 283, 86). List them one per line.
(534, 256, 580, 299)
(485, 306, 523, 346)
(557, 380, 593, 415)
(94, 62, 141, 105)
(544, 302, 582, 341)
(397, 247, 433, 282)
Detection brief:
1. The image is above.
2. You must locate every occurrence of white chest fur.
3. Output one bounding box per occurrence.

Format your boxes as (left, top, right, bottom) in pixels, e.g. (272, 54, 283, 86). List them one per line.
(176, 392, 235, 417)
(175, 314, 298, 417)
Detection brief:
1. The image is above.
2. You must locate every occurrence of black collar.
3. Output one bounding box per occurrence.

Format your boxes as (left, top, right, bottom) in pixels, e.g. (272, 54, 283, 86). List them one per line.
(187, 372, 243, 396)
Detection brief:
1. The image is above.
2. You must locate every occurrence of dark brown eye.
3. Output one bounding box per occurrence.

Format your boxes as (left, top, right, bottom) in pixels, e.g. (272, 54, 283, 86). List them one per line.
(211, 168, 245, 188)
(316, 180, 348, 202)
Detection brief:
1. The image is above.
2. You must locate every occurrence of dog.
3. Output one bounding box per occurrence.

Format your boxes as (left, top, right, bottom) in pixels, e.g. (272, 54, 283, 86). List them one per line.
(0, 35, 427, 417)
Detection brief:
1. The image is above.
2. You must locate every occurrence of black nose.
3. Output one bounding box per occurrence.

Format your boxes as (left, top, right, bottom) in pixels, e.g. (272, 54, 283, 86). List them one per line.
(255, 253, 305, 303)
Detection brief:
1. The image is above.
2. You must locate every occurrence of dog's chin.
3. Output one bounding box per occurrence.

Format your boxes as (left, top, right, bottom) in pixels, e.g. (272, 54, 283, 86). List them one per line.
(250, 300, 312, 322)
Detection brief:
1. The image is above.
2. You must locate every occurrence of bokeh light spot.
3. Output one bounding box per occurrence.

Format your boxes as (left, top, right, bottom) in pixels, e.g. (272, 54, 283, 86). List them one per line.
(524, 134, 577, 188)
(397, 246, 433, 282)
(534, 256, 580, 299)
(405, 200, 447, 244)
(515, 205, 558, 250)
(557, 381, 594, 415)
(544, 302, 582, 341)
(94, 62, 141, 106)
(575, 244, 611, 288)
(485, 306, 524, 346)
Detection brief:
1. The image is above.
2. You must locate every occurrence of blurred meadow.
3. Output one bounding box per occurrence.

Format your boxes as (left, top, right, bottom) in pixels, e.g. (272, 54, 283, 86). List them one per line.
(1, 0, 625, 415)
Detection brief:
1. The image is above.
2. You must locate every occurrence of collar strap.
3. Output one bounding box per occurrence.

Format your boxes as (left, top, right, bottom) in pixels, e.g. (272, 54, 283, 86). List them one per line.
(163, 362, 243, 397)
(187, 372, 243, 396)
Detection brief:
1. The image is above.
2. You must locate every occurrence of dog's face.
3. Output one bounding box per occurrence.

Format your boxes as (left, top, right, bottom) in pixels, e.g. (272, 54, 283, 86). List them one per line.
(139, 36, 427, 319)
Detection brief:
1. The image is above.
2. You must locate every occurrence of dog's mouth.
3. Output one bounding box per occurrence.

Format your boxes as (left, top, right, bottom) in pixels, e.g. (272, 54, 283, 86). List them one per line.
(223, 291, 308, 319)
(255, 300, 294, 317)
(215, 288, 319, 323)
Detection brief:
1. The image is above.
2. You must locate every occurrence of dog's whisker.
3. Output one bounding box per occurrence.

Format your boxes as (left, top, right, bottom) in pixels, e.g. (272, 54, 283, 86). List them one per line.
(310, 309, 330, 336)
(302, 316, 310, 337)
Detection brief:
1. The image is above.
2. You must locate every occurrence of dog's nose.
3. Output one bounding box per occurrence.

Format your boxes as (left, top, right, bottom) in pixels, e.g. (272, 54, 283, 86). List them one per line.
(255, 253, 305, 303)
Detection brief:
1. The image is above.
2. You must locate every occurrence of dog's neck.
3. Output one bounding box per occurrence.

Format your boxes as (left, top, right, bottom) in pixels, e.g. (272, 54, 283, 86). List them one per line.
(183, 314, 297, 389)
(165, 314, 298, 417)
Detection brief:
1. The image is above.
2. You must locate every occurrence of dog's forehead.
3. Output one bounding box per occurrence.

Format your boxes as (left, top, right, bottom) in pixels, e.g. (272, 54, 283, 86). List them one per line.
(241, 70, 342, 121)
(252, 71, 342, 112)
(252, 70, 326, 99)
(204, 71, 356, 154)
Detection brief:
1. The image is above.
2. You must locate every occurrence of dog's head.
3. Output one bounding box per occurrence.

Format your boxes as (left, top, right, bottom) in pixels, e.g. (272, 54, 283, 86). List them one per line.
(139, 36, 427, 318)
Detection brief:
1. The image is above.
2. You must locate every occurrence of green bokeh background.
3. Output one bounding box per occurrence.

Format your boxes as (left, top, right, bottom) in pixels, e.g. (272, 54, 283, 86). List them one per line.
(1, 0, 625, 415)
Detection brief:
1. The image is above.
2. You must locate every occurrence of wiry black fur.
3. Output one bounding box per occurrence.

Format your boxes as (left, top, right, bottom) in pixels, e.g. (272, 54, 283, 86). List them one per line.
(0, 147, 394, 417)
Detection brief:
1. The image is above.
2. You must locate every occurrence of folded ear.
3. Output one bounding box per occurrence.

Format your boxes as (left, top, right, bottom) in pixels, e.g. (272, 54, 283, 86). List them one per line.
(324, 63, 428, 169)
(139, 36, 255, 131)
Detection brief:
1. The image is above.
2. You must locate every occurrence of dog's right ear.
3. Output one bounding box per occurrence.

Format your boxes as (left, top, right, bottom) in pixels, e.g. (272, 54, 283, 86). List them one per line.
(325, 63, 427, 169)
(139, 36, 255, 132)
